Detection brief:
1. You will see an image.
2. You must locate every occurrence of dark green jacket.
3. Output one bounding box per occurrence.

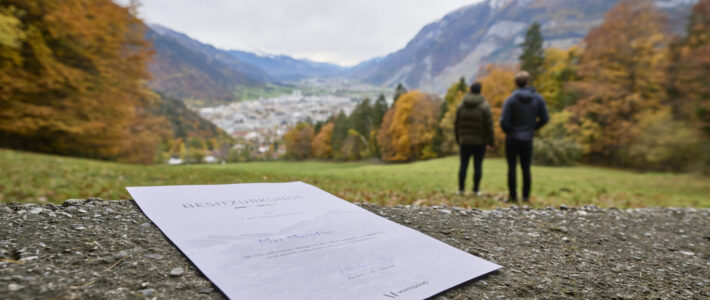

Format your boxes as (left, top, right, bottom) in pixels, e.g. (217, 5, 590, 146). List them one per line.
(455, 93, 494, 146)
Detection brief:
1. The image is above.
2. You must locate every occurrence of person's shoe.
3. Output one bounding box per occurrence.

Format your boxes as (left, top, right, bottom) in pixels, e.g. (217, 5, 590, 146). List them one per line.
(473, 190, 483, 197)
(522, 197, 530, 203)
(506, 198, 518, 203)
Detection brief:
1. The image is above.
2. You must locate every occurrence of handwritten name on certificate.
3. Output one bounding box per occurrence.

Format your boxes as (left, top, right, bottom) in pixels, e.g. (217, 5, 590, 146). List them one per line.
(127, 182, 501, 299)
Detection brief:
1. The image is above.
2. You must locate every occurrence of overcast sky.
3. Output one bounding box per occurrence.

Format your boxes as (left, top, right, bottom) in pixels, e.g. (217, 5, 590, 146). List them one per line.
(121, 0, 482, 66)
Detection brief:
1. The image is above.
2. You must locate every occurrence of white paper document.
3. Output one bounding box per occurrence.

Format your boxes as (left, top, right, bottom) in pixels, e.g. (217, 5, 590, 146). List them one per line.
(127, 182, 500, 299)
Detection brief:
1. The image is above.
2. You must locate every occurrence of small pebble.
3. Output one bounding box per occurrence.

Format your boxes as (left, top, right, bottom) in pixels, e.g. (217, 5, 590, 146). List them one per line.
(139, 288, 155, 296)
(170, 267, 184, 277)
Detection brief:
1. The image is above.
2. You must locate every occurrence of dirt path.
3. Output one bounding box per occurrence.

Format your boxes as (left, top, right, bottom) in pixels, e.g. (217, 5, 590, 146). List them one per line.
(1, 199, 708, 299)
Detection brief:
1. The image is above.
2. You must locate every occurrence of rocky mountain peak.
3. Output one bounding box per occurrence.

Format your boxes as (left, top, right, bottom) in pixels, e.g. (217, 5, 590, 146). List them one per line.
(350, 0, 697, 94)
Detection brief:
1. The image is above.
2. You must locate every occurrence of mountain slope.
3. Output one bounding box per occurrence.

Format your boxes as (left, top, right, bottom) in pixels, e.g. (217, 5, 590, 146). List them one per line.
(152, 93, 231, 142)
(147, 25, 274, 106)
(228, 50, 347, 82)
(350, 0, 696, 93)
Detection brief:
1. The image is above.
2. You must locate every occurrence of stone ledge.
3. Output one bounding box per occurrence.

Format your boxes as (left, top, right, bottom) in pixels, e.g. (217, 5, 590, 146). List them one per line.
(1, 199, 708, 299)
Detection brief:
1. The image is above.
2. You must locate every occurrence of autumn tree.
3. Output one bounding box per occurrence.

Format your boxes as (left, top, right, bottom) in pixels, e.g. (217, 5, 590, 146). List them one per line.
(377, 91, 440, 162)
(311, 122, 334, 159)
(477, 65, 517, 152)
(1, 0, 172, 164)
(537, 46, 581, 111)
(519, 22, 545, 86)
(186, 138, 207, 163)
(667, 0, 710, 171)
(569, 0, 669, 164)
(340, 129, 368, 160)
(283, 123, 314, 160)
(668, 0, 710, 134)
(0, 0, 165, 164)
(437, 80, 468, 155)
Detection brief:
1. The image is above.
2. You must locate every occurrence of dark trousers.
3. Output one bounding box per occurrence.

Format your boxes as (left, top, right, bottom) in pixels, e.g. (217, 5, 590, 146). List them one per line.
(505, 138, 533, 200)
(458, 144, 486, 192)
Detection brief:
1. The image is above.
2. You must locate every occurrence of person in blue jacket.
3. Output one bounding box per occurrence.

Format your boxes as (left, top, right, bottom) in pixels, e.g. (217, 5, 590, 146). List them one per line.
(499, 71, 549, 202)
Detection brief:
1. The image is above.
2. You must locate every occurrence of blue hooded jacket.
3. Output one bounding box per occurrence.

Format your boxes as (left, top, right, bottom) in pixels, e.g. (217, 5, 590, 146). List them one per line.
(499, 87, 549, 141)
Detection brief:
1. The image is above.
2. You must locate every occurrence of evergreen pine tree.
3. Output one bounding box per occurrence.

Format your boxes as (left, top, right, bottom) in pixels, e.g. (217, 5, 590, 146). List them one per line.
(349, 98, 373, 137)
(392, 83, 407, 107)
(373, 93, 388, 128)
(457, 76, 467, 93)
(519, 22, 545, 86)
(330, 111, 349, 156)
(313, 120, 325, 134)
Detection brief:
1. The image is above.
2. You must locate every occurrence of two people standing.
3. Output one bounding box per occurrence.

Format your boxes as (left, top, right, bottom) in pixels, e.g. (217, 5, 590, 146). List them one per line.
(455, 71, 549, 202)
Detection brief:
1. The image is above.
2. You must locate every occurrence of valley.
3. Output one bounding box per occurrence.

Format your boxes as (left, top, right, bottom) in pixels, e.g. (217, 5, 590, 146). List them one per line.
(198, 78, 390, 154)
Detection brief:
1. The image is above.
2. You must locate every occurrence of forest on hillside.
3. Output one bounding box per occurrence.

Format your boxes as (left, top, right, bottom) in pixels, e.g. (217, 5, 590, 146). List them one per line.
(282, 0, 710, 173)
(0, 0, 229, 164)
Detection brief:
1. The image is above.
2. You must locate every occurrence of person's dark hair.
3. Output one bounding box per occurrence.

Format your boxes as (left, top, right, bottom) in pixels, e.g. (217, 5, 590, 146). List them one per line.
(470, 82, 482, 94)
(514, 71, 530, 88)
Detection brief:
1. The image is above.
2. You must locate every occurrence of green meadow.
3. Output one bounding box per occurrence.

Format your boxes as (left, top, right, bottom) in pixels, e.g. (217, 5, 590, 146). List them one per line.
(1, 149, 708, 209)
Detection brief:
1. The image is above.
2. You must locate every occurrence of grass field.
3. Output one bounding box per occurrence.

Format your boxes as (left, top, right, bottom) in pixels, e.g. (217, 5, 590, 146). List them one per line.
(1, 149, 708, 209)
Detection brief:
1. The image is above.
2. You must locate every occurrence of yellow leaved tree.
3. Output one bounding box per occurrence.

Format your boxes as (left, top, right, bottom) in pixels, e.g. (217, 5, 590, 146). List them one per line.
(377, 91, 439, 162)
(477, 64, 517, 152)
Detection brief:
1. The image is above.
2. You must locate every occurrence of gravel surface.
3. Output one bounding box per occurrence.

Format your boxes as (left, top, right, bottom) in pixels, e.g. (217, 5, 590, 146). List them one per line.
(1, 199, 709, 299)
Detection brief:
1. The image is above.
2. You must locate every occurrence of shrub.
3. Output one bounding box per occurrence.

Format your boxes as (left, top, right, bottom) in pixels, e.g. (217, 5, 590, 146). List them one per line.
(533, 138, 582, 166)
(628, 109, 702, 171)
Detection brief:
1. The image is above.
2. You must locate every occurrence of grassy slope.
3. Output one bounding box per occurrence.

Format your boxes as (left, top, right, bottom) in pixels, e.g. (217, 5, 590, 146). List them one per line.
(1, 149, 708, 209)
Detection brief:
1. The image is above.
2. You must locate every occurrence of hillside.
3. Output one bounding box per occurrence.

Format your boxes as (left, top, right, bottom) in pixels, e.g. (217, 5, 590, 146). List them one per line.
(151, 94, 231, 142)
(147, 25, 350, 105)
(350, 0, 697, 93)
(147, 25, 274, 106)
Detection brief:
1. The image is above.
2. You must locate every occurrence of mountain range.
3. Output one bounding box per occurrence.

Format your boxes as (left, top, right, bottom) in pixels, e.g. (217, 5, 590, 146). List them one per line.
(349, 0, 697, 93)
(147, 25, 346, 106)
(146, 0, 698, 102)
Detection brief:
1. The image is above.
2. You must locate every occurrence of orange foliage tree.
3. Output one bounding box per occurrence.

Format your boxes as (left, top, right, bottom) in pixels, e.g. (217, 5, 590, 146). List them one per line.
(667, 0, 710, 171)
(0, 0, 165, 163)
(311, 122, 334, 159)
(377, 91, 440, 162)
(568, 0, 669, 164)
(283, 123, 314, 160)
(669, 0, 710, 137)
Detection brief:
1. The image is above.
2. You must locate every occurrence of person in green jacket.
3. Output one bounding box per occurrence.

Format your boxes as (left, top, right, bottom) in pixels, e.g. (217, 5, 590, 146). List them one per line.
(455, 82, 495, 195)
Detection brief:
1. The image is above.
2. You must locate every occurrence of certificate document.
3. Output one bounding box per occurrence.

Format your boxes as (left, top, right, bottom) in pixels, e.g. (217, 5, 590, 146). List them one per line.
(127, 182, 500, 299)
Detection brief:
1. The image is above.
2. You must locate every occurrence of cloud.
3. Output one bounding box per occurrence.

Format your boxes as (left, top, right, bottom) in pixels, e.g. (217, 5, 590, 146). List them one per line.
(122, 0, 480, 66)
